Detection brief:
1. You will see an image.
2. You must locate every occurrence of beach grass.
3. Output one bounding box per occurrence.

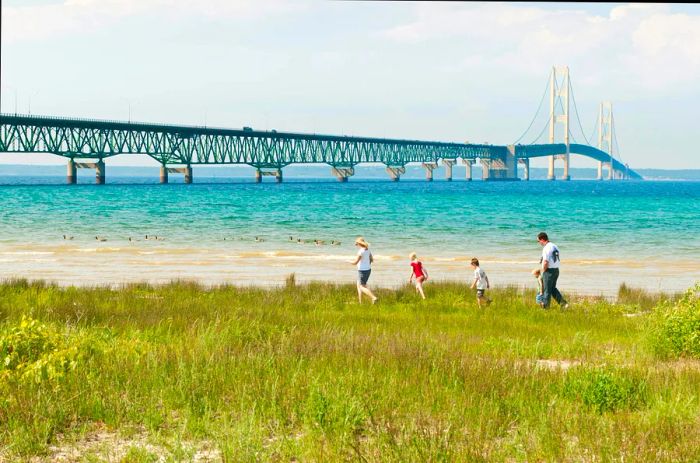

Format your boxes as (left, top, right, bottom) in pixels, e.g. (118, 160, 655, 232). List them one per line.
(0, 279, 698, 462)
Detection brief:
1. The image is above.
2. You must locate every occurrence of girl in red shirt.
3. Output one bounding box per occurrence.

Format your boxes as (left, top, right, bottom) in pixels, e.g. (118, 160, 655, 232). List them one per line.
(408, 252, 429, 300)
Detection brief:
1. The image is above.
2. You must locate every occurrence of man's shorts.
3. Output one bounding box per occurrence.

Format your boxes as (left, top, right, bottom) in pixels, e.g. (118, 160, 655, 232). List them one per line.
(476, 289, 486, 298)
(357, 269, 371, 286)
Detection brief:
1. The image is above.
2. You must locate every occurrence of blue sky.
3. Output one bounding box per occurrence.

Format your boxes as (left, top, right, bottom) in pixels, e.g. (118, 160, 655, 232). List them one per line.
(2, 1, 699, 169)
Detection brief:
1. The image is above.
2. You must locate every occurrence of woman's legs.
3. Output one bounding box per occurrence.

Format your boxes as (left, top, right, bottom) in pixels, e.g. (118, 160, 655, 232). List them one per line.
(415, 276, 426, 299)
(357, 270, 377, 303)
(359, 284, 377, 303)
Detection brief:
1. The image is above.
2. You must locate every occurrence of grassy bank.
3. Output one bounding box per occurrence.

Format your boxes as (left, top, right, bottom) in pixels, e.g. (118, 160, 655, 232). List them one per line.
(0, 280, 698, 462)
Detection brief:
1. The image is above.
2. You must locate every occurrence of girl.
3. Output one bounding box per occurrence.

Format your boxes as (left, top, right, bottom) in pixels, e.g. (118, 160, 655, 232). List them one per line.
(408, 252, 428, 300)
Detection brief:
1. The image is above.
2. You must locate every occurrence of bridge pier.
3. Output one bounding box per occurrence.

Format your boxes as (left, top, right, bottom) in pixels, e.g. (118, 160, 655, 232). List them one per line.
(482, 145, 518, 181)
(562, 154, 571, 181)
(518, 158, 530, 181)
(255, 168, 283, 183)
(480, 159, 492, 181)
(386, 166, 405, 182)
(547, 156, 556, 180)
(73, 160, 105, 184)
(607, 162, 614, 180)
(331, 167, 354, 182)
(442, 159, 456, 181)
(66, 159, 76, 184)
(461, 159, 474, 181)
(96, 159, 105, 184)
(422, 162, 437, 181)
(597, 161, 603, 180)
(165, 166, 192, 183)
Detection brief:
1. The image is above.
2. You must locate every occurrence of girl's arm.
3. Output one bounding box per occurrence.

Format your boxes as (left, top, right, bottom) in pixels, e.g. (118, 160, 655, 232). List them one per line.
(369, 252, 374, 264)
(422, 264, 428, 280)
(351, 254, 361, 265)
(486, 275, 490, 289)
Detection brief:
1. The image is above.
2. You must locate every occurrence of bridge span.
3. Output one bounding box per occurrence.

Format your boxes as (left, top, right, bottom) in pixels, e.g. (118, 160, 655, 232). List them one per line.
(0, 113, 641, 184)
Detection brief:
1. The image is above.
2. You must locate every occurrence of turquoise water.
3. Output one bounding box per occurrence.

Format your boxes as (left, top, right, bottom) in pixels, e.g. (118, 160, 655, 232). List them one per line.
(0, 177, 698, 294)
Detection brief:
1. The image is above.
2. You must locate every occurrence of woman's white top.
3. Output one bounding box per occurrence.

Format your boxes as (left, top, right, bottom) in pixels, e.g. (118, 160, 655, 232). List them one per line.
(357, 248, 372, 271)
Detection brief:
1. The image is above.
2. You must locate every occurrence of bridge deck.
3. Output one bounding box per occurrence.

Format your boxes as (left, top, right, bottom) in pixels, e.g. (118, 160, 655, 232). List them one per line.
(0, 113, 640, 179)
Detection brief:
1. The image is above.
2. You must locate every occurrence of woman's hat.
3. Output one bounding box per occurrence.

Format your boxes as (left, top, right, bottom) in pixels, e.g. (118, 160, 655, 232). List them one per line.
(354, 237, 369, 248)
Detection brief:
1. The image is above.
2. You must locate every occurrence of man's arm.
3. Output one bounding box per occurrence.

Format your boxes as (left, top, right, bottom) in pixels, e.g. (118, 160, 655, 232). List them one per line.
(542, 259, 549, 271)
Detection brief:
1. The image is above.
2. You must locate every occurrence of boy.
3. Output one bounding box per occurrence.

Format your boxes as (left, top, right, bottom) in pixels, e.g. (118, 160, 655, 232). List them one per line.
(532, 268, 545, 308)
(470, 257, 491, 308)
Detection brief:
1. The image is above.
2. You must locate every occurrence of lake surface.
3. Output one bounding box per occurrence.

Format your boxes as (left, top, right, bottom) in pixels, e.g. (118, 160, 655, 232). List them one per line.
(0, 176, 698, 296)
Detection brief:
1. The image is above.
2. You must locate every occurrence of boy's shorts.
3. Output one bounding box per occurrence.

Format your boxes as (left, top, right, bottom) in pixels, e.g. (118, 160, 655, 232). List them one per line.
(476, 289, 486, 298)
(536, 294, 545, 305)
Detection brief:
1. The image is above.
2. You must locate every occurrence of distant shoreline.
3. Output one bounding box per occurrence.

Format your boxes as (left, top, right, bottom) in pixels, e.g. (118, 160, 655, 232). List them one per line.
(1, 164, 699, 181)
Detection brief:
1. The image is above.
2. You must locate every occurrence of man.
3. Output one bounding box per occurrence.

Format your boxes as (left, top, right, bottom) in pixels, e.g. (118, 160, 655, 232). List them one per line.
(537, 232, 569, 309)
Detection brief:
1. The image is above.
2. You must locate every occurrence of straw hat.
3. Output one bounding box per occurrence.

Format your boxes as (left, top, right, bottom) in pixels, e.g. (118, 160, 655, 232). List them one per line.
(354, 237, 369, 248)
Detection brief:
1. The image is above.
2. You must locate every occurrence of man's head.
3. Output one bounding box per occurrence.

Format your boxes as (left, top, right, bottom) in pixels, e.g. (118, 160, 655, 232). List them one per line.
(537, 232, 549, 246)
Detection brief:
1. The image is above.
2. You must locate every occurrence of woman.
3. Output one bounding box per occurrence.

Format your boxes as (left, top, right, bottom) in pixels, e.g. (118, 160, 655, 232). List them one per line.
(351, 237, 378, 304)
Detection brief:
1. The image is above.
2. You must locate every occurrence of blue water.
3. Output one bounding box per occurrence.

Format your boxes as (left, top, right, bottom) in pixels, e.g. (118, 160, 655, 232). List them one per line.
(0, 177, 698, 293)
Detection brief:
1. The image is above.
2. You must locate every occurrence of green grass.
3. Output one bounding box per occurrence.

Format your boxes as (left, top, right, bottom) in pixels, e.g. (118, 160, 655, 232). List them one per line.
(0, 279, 698, 462)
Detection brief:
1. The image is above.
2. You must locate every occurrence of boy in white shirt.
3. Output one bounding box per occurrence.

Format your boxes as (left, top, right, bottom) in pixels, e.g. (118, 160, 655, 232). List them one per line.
(470, 257, 491, 308)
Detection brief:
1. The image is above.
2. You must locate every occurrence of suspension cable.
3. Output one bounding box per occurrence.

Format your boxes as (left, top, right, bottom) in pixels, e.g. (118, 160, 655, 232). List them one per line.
(612, 112, 623, 162)
(568, 77, 592, 146)
(588, 114, 598, 148)
(528, 119, 550, 145)
(513, 73, 551, 144)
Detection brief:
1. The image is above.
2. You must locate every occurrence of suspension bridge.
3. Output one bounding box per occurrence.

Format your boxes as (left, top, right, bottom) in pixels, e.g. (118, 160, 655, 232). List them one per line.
(0, 66, 641, 183)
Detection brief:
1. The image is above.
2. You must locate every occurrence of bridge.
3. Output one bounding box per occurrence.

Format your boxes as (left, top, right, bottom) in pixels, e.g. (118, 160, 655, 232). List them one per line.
(0, 67, 641, 183)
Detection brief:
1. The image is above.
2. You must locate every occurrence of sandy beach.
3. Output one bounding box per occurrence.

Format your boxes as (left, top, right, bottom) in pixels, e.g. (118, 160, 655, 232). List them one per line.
(1, 240, 697, 296)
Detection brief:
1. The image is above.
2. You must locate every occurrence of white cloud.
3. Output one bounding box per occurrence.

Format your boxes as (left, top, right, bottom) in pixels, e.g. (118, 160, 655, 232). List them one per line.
(381, 3, 700, 94)
(2, 0, 307, 42)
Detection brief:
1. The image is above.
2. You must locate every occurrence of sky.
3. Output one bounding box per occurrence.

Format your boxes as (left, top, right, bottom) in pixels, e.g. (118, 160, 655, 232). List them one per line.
(1, 1, 699, 169)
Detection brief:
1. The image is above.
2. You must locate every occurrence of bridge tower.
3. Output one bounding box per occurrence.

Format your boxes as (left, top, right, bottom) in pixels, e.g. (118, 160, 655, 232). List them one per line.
(547, 66, 571, 181)
(597, 101, 615, 180)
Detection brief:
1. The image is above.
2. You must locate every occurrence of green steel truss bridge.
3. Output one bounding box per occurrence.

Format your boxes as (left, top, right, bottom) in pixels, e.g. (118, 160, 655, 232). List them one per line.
(0, 113, 641, 183)
(0, 67, 642, 183)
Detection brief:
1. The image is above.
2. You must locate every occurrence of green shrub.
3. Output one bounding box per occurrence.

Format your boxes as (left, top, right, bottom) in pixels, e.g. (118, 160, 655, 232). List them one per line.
(0, 316, 101, 386)
(648, 284, 700, 358)
(563, 366, 648, 414)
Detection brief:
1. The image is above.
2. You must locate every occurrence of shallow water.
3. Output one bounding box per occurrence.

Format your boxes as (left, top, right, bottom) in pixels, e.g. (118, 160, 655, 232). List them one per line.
(0, 177, 698, 296)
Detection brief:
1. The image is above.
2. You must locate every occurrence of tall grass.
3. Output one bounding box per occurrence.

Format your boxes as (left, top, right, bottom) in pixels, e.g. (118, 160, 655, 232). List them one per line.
(0, 280, 698, 461)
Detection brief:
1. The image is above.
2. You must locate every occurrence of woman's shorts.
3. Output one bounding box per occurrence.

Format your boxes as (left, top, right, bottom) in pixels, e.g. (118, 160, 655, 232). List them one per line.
(357, 269, 371, 286)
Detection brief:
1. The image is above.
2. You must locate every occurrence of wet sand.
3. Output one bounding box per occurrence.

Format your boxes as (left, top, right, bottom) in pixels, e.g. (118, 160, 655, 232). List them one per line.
(1, 241, 697, 297)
